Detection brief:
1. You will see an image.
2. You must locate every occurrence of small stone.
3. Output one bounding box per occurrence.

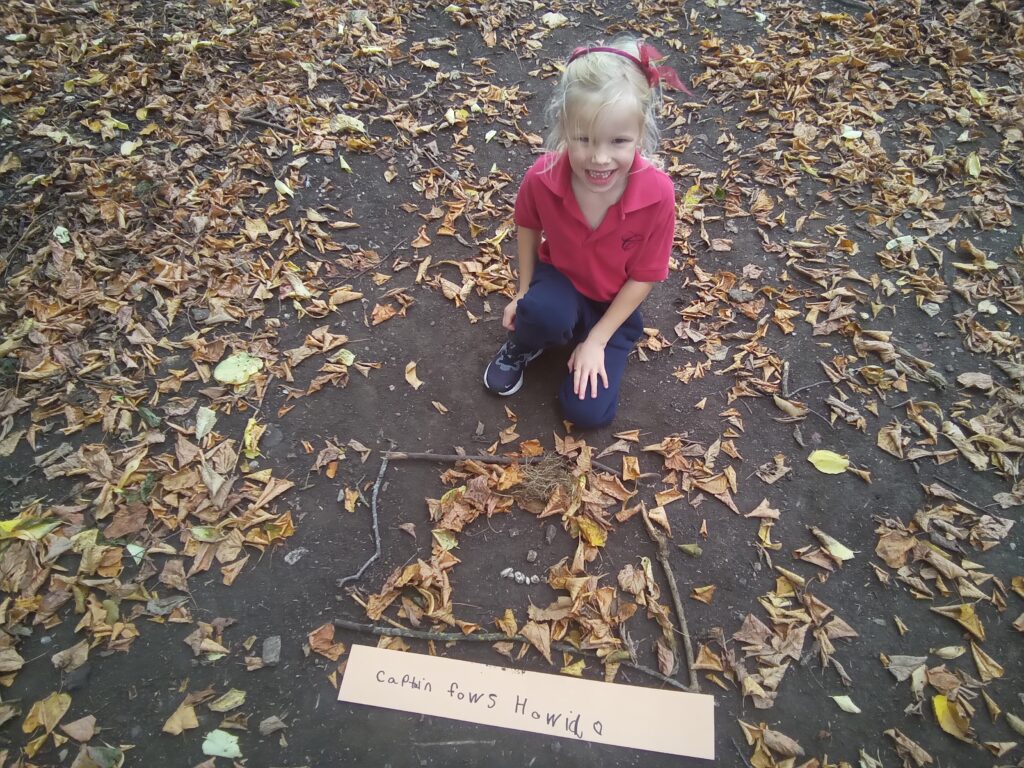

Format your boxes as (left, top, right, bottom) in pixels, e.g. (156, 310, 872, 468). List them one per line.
(514, 571, 526, 584)
(66, 663, 91, 691)
(508, 528, 519, 538)
(526, 550, 538, 563)
(262, 635, 282, 666)
(284, 547, 309, 565)
(500, 567, 514, 578)
(530, 575, 540, 584)
(544, 524, 557, 545)
(259, 715, 287, 736)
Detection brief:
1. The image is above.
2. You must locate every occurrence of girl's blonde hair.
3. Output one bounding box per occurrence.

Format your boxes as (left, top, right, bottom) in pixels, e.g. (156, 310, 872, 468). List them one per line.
(543, 35, 662, 157)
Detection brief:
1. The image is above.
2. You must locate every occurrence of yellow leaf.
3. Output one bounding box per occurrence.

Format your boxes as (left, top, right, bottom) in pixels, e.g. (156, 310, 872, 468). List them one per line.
(404, 361, 423, 390)
(22, 692, 71, 735)
(577, 517, 607, 547)
(495, 609, 517, 637)
(208, 689, 246, 712)
(622, 456, 640, 481)
(343, 488, 359, 513)
(0, 516, 61, 542)
(932, 695, 973, 742)
(808, 450, 849, 474)
(242, 418, 265, 460)
(213, 352, 263, 385)
(431, 529, 458, 551)
(560, 659, 586, 677)
(810, 526, 855, 562)
(932, 603, 985, 641)
(274, 179, 294, 198)
(682, 184, 703, 213)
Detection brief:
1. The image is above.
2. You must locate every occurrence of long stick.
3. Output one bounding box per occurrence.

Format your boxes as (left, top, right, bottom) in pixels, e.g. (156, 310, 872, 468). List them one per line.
(336, 456, 389, 589)
(382, 451, 622, 476)
(641, 507, 699, 692)
(332, 618, 691, 691)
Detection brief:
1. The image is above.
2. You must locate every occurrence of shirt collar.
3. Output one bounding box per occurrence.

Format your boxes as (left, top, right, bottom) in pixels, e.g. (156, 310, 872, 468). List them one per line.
(536, 151, 663, 215)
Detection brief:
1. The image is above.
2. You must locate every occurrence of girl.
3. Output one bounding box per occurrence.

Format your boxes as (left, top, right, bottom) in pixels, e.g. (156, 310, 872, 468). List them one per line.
(484, 37, 685, 429)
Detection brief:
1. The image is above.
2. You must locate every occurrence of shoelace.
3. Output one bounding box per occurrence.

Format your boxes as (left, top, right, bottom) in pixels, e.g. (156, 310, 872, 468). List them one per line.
(497, 342, 532, 369)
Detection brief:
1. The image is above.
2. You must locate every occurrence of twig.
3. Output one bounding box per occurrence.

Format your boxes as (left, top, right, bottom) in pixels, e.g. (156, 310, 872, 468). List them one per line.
(382, 451, 621, 476)
(782, 361, 790, 398)
(386, 451, 531, 465)
(332, 618, 691, 691)
(640, 508, 699, 692)
(238, 114, 295, 134)
(787, 379, 832, 398)
(831, 0, 871, 11)
(336, 455, 389, 588)
(732, 738, 755, 768)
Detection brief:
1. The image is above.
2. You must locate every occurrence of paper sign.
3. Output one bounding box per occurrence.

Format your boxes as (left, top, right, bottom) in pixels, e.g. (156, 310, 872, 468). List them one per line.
(338, 645, 715, 759)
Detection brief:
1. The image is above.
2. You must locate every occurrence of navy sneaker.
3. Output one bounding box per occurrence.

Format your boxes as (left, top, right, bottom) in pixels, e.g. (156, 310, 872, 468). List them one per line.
(483, 338, 542, 396)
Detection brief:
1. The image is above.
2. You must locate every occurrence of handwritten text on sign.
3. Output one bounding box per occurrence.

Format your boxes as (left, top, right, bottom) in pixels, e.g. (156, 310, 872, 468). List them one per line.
(338, 645, 715, 759)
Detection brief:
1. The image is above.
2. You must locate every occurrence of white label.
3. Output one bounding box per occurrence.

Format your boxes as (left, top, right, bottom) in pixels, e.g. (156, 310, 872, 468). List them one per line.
(338, 645, 715, 759)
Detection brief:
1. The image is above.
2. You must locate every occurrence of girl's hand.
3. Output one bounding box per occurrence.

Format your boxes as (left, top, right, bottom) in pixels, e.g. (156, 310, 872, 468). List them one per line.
(568, 339, 608, 399)
(502, 296, 522, 331)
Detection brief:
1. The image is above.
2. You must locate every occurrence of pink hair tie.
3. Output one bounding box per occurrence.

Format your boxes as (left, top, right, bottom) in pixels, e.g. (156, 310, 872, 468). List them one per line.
(567, 43, 692, 94)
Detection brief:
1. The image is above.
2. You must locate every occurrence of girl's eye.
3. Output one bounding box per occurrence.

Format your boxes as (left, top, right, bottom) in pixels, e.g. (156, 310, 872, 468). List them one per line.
(615, 137, 632, 144)
(576, 137, 589, 144)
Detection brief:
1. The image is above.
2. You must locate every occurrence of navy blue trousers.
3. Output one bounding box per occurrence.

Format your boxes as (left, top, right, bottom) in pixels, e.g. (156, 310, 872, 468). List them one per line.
(514, 262, 643, 429)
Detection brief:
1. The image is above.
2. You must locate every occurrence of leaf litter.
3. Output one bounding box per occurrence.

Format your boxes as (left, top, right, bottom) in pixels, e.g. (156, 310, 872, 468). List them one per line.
(0, 0, 1022, 764)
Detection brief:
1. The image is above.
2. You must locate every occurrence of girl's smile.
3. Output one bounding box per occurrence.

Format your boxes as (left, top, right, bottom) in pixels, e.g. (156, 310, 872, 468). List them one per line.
(564, 95, 642, 198)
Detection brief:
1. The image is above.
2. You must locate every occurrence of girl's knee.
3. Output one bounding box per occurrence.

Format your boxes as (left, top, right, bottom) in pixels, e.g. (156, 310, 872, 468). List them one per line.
(560, 393, 615, 430)
(517, 292, 577, 344)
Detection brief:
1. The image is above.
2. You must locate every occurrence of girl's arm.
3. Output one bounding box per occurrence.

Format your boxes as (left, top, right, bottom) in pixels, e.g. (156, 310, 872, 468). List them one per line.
(515, 226, 540, 295)
(503, 226, 541, 331)
(569, 279, 653, 398)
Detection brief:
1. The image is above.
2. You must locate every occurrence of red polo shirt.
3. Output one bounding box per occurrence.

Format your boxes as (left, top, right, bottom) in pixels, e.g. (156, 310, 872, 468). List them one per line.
(513, 151, 675, 303)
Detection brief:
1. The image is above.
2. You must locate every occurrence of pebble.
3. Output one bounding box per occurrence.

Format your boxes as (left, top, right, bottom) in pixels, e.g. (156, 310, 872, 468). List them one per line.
(284, 547, 309, 565)
(544, 524, 557, 545)
(66, 663, 91, 691)
(262, 635, 282, 666)
(526, 550, 538, 563)
(514, 571, 526, 584)
(500, 567, 514, 578)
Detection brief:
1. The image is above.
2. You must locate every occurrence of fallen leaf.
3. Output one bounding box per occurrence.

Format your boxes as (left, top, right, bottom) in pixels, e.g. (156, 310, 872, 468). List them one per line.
(213, 352, 263, 385)
(404, 361, 423, 390)
(971, 642, 1004, 682)
(202, 729, 242, 758)
(932, 695, 973, 742)
(163, 702, 199, 735)
(208, 689, 246, 713)
(832, 695, 861, 714)
(808, 450, 849, 474)
(308, 624, 346, 661)
(60, 715, 97, 742)
(691, 585, 716, 604)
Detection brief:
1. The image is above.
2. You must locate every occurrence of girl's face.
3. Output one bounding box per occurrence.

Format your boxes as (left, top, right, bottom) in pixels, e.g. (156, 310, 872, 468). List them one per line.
(563, 95, 642, 198)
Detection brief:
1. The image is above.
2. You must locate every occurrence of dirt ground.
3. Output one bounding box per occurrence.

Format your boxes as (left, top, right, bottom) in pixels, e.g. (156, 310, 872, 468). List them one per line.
(1, 0, 1023, 766)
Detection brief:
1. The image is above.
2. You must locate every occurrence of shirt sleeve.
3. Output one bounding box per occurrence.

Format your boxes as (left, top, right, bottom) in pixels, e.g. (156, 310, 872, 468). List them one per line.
(513, 166, 543, 230)
(627, 190, 675, 283)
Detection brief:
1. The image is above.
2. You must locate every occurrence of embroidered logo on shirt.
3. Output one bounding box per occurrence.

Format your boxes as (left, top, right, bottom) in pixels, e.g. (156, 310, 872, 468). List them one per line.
(621, 232, 643, 251)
